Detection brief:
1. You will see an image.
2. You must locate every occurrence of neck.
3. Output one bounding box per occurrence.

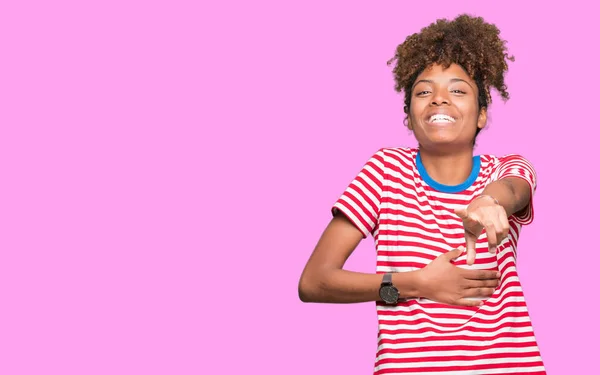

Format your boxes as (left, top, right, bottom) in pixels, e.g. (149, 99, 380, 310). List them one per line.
(418, 146, 475, 186)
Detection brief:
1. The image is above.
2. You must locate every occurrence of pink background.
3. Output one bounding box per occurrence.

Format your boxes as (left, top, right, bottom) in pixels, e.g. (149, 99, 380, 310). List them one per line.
(0, 1, 596, 374)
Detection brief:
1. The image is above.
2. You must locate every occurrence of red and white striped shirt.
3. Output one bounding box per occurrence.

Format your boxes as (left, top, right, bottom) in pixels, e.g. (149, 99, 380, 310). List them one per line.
(332, 147, 546, 374)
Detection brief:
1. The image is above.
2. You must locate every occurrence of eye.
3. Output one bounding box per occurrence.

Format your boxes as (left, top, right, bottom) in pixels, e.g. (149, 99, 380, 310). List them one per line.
(416, 90, 431, 96)
(451, 89, 466, 94)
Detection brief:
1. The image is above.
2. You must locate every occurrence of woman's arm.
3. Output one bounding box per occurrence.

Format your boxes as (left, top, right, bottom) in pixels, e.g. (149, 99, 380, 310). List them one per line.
(298, 213, 500, 306)
(298, 213, 420, 303)
(480, 177, 532, 217)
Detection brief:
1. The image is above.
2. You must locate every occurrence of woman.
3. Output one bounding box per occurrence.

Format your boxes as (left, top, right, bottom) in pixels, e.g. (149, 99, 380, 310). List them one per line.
(298, 14, 546, 374)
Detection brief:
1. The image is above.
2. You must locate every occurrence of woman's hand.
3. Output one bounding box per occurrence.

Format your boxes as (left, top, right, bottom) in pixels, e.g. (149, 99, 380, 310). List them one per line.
(417, 247, 501, 307)
(455, 195, 509, 265)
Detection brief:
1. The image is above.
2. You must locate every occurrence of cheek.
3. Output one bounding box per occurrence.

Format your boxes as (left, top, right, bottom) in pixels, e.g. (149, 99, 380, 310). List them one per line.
(409, 100, 427, 117)
(456, 100, 479, 119)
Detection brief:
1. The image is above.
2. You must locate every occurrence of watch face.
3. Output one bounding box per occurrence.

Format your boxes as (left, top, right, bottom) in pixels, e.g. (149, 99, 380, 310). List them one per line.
(380, 286, 399, 304)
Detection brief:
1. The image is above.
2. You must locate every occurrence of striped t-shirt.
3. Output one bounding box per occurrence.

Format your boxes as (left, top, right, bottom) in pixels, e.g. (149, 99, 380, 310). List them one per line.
(332, 147, 546, 375)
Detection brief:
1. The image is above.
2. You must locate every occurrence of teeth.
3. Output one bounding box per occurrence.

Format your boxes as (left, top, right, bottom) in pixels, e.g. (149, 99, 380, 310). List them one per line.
(429, 114, 455, 123)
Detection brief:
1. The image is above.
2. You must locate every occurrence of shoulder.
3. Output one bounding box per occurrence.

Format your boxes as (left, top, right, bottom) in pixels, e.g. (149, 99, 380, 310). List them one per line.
(378, 146, 416, 156)
(479, 153, 538, 188)
(479, 153, 536, 170)
(377, 146, 417, 162)
(373, 146, 417, 172)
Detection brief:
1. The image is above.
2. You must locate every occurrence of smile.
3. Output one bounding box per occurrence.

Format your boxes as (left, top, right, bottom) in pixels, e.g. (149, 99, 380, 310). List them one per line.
(428, 114, 456, 124)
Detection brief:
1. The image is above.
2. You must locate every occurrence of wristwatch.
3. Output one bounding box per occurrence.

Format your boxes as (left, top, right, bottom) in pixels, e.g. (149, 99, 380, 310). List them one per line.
(379, 273, 403, 304)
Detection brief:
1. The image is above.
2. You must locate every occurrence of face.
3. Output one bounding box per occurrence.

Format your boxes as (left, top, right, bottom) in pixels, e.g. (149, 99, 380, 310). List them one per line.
(407, 63, 486, 150)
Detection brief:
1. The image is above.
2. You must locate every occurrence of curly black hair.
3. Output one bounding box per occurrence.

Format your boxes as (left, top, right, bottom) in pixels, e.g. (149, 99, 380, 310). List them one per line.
(387, 14, 514, 136)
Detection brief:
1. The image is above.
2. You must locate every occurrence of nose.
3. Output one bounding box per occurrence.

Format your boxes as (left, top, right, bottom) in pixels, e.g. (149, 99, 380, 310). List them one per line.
(430, 91, 450, 106)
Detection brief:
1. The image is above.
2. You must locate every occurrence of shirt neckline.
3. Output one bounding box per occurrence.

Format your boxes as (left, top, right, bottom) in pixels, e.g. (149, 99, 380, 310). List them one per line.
(415, 150, 481, 193)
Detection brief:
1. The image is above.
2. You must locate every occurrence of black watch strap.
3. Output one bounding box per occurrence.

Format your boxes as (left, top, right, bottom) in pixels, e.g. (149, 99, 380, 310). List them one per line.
(382, 272, 393, 285)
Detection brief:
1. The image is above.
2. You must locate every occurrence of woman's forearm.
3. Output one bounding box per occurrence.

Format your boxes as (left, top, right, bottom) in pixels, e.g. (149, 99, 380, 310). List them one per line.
(480, 177, 531, 216)
(298, 268, 422, 304)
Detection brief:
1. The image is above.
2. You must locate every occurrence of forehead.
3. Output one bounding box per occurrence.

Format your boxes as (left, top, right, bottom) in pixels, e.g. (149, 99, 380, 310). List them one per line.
(415, 63, 474, 84)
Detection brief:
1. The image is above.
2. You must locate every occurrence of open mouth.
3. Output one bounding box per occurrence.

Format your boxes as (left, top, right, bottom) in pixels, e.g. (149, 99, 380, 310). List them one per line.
(428, 114, 456, 124)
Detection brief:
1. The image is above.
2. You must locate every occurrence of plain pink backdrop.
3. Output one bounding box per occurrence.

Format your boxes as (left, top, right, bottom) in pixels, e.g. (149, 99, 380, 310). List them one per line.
(1, 1, 597, 374)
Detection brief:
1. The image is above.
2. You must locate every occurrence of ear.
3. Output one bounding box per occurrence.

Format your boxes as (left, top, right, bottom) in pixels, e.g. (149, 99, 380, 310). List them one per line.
(477, 107, 487, 129)
(404, 106, 413, 130)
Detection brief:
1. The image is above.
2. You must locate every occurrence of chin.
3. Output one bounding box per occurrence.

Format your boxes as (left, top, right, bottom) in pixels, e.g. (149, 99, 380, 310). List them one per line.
(418, 137, 470, 151)
(421, 134, 460, 144)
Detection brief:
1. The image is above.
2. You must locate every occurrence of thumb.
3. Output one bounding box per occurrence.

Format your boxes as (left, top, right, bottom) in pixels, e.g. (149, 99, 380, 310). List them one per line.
(465, 234, 477, 265)
(446, 246, 465, 261)
(455, 207, 469, 220)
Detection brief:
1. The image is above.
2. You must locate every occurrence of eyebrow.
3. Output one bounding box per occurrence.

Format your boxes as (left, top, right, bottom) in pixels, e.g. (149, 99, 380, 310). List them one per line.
(412, 78, 474, 90)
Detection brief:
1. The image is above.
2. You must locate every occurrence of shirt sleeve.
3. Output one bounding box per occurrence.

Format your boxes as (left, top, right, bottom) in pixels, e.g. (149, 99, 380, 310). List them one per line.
(331, 149, 386, 238)
(492, 154, 538, 225)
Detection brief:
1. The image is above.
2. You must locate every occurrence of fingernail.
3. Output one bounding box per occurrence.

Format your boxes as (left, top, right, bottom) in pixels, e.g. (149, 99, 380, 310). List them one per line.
(496, 272, 501, 278)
